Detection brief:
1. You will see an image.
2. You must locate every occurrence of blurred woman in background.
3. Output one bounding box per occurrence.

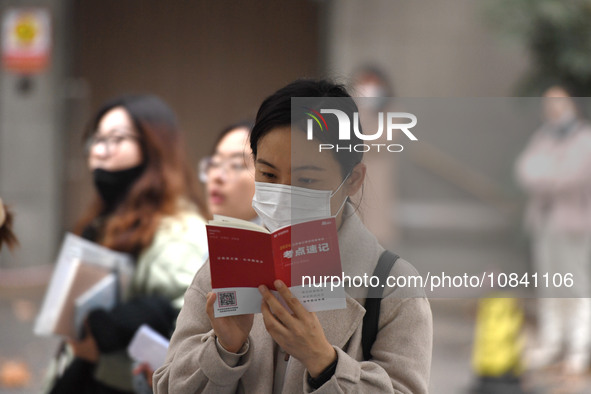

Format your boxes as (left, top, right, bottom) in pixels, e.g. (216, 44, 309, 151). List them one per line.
(516, 85, 591, 376)
(199, 121, 258, 222)
(133, 121, 258, 391)
(47, 94, 209, 393)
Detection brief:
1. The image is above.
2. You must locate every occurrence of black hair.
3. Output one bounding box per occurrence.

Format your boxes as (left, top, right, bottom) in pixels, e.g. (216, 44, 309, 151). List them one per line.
(250, 79, 363, 178)
(210, 120, 254, 155)
(78, 94, 207, 253)
(84, 94, 179, 154)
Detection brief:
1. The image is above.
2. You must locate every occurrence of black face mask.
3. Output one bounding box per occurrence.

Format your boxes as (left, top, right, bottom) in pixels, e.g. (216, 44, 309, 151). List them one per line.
(92, 164, 145, 211)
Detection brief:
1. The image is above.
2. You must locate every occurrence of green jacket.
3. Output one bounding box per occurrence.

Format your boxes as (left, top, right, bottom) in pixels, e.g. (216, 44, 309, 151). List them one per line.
(99, 210, 208, 390)
(128, 211, 209, 309)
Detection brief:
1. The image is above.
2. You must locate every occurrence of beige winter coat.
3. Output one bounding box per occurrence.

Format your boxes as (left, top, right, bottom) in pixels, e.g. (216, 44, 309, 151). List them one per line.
(153, 204, 433, 393)
(515, 121, 591, 235)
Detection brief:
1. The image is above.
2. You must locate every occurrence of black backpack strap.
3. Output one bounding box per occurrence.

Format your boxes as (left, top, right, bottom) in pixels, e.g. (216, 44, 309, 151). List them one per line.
(362, 250, 399, 361)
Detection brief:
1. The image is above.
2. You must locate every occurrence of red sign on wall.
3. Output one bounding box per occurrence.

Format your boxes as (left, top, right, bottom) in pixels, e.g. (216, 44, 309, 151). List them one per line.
(2, 8, 51, 74)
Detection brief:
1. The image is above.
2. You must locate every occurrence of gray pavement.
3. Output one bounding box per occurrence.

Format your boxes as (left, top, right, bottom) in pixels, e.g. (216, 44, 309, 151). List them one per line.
(0, 285, 59, 393)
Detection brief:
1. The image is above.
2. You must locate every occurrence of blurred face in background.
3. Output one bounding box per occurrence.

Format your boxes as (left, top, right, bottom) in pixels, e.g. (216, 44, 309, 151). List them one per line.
(354, 73, 386, 99)
(543, 86, 577, 125)
(351, 68, 392, 112)
(203, 128, 256, 220)
(87, 107, 143, 171)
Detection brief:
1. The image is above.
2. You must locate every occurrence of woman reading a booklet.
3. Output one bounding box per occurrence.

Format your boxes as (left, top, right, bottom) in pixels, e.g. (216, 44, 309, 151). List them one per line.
(153, 80, 432, 393)
(46, 95, 209, 394)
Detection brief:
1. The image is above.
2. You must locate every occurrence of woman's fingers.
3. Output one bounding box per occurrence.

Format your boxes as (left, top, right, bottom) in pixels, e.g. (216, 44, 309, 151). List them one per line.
(260, 297, 289, 338)
(273, 280, 309, 320)
(259, 281, 334, 372)
(258, 284, 296, 329)
(206, 292, 253, 353)
(206, 292, 216, 323)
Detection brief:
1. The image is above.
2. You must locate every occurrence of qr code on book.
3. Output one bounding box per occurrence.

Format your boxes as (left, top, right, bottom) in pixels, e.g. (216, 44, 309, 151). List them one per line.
(218, 291, 237, 307)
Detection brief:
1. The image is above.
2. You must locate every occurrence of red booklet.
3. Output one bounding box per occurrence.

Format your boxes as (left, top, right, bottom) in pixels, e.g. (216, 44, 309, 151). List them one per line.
(207, 216, 346, 317)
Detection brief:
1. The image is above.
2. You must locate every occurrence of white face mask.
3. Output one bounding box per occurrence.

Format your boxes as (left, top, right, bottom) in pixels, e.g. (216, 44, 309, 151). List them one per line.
(252, 174, 350, 232)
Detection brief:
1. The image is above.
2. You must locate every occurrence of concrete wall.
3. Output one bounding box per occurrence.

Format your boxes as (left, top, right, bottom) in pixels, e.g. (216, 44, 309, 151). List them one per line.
(0, 0, 69, 269)
(325, 0, 528, 96)
(324, 0, 532, 242)
(65, 0, 321, 230)
(0, 0, 533, 270)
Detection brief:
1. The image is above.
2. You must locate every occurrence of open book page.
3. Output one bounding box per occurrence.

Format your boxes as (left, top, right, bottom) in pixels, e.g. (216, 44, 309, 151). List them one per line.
(208, 223, 276, 316)
(210, 215, 269, 233)
(208, 217, 346, 317)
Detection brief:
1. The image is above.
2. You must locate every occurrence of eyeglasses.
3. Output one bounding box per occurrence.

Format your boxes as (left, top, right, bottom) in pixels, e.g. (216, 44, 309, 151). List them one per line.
(199, 155, 251, 182)
(85, 132, 139, 155)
